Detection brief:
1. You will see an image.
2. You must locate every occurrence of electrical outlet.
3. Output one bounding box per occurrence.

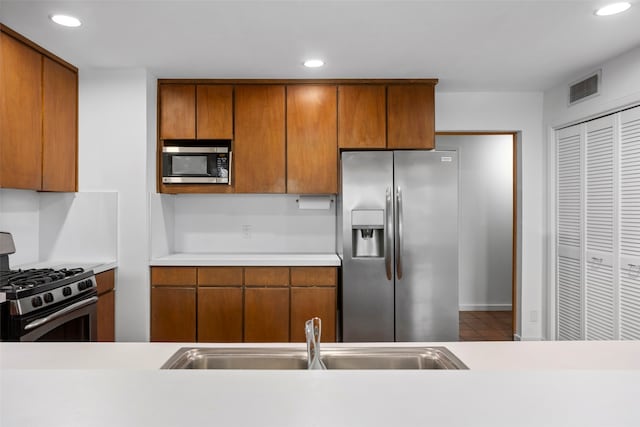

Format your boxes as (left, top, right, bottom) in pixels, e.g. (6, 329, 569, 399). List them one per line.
(241, 224, 252, 239)
(529, 310, 538, 323)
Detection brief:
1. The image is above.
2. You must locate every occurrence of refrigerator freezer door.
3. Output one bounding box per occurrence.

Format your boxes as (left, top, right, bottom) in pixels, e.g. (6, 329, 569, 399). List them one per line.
(341, 151, 395, 342)
(394, 151, 459, 341)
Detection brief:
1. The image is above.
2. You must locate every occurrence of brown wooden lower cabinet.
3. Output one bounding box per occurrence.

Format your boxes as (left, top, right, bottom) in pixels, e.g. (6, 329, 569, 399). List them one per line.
(96, 290, 115, 342)
(151, 287, 196, 342)
(149, 265, 337, 343)
(244, 287, 289, 342)
(198, 287, 243, 342)
(290, 287, 336, 342)
(95, 269, 115, 342)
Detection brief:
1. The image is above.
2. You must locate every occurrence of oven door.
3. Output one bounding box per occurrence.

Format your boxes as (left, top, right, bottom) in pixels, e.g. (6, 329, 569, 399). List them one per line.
(16, 294, 98, 342)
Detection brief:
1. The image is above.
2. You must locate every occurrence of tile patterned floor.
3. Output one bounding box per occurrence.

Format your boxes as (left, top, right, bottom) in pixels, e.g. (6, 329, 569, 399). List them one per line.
(459, 311, 513, 341)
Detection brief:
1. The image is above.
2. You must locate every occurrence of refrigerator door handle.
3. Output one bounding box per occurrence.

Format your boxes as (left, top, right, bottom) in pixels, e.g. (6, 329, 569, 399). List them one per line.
(396, 186, 403, 280)
(385, 187, 393, 280)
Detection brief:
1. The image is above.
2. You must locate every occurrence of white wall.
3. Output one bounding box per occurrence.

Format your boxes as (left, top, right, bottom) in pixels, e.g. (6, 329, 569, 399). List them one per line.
(544, 47, 640, 129)
(436, 135, 513, 311)
(79, 68, 153, 342)
(543, 46, 640, 340)
(436, 91, 545, 340)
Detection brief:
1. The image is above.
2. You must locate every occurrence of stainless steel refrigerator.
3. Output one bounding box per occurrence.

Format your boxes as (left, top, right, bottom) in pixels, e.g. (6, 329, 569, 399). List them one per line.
(340, 150, 459, 342)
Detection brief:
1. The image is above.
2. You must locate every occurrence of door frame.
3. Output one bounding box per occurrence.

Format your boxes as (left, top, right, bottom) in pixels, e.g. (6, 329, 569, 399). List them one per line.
(436, 131, 519, 339)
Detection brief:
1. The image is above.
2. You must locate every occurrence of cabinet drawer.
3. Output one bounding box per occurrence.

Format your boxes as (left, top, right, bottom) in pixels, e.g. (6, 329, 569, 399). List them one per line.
(198, 267, 243, 286)
(95, 269, 115, 295)
(244, 267, 290, 287)
(290, 267, 336, 287)
(151, 267, 197, 286)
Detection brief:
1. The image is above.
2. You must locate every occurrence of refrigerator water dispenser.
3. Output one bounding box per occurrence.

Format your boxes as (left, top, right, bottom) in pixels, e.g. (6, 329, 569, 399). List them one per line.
(351, 209, 384, 258)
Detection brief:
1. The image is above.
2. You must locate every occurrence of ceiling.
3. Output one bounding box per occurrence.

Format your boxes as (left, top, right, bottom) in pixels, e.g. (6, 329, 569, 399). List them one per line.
(1, 0, 639, 91)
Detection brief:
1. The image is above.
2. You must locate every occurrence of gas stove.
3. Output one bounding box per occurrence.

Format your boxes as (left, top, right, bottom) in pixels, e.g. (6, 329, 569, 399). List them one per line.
(0, 231, 98, 341)
(0, 268, 97, 315)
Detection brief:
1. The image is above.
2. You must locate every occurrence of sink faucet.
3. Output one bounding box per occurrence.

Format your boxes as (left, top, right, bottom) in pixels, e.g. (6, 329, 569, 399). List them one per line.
(305, 317, 327, 370)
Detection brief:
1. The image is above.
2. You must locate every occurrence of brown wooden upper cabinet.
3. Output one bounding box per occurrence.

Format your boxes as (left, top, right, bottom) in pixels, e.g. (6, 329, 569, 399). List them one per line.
(43, 57, 78, 192)
(387, 84, 435, 150)
(0, 27, 78, 192)
(234, 85, 286, 193)
(159, 84, 233, 140)
(338, 85, 386, 149)
(286, 85, 338, 194)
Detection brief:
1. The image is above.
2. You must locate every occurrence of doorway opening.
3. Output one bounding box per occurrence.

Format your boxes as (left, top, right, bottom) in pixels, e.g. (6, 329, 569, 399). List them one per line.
(436, 133, 518, 341)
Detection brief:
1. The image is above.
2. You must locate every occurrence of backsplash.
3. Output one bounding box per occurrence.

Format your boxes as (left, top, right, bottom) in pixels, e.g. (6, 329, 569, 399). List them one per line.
(0, 189, 117, 266)
(151, 193, 336, 255)
(0, 189, 40, 265)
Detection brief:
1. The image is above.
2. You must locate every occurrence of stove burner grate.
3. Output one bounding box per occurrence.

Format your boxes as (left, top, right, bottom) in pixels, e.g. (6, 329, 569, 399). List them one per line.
(0, 268, 85, 292)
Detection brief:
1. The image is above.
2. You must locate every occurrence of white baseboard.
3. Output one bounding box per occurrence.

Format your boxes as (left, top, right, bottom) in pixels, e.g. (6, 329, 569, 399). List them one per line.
(459, 304, 512, 311)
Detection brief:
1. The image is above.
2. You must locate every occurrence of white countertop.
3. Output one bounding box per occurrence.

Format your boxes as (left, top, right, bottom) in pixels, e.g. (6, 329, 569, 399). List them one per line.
(1, 341, 639, 426)
(150, 252, 342, 266)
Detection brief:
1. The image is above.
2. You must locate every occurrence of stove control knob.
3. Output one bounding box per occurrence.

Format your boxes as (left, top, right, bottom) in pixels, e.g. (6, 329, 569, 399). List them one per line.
(62, 287, 72, 297)
(84, 280, 93, 289)
(44, 293, 54, 304)
(78, 282, 86, 291)
(31, 296, 43, 308)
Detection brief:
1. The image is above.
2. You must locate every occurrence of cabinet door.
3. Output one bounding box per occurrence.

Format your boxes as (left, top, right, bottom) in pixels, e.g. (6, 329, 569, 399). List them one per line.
(244, 288, 289, 342)
(42, 57, 77, 192)
(387, 85, 435, 149)
(95, 269, 115, 342)
(151, 287, 196, 342)
(159, 84, 195, 139)
(286, 85, 337, 194)
(198, 287, 243, 342)
(97, 290, 115, 342)
(0, 32, 42, 190)
(196, 85, 233, 139)
(234, 85, 286, 193)
(290, 287, 336, 342)
(338, 85, 386, 149)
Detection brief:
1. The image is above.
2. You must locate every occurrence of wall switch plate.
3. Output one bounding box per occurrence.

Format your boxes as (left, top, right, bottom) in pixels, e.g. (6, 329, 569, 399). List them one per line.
(241, 224, 252, 239)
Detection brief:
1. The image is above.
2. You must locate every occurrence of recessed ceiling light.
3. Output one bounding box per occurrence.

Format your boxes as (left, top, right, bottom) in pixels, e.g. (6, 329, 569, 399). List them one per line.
(595, 2, 631, 16)
(50, 14, 82, 27)
(303, 59, 325, 68)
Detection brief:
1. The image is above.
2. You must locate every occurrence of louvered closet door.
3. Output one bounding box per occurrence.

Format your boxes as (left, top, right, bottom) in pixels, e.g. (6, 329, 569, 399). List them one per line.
(620, 106, 640, 339)
(585, 116, 616, 340)
(556, 125, 583, 340)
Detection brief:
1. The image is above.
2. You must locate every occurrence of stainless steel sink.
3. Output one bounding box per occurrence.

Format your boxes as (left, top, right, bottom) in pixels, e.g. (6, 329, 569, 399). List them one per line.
(161, 346, 467, 370)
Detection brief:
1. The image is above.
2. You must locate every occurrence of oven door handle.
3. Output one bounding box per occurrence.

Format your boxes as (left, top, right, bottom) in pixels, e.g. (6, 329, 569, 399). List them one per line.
(24, 296, 98, 331)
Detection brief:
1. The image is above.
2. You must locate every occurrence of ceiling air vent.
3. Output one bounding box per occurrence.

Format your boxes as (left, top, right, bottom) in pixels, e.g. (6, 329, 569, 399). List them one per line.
(569, 71, 601, 105)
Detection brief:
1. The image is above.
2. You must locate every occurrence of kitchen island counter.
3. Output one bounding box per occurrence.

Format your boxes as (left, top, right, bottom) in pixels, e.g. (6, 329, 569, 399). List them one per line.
(1, 341, 639, 426)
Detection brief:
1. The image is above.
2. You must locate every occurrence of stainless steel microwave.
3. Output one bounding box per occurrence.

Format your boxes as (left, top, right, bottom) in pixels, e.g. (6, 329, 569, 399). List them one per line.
(162, 146, 231, 184)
